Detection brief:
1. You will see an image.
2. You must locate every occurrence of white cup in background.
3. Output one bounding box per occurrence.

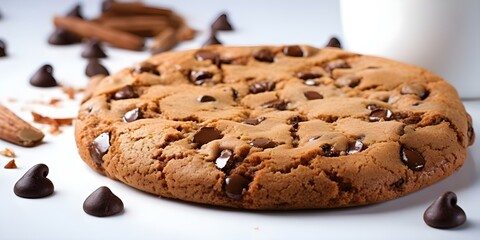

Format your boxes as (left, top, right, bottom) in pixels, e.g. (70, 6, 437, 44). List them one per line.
(340, 0, 480, 99)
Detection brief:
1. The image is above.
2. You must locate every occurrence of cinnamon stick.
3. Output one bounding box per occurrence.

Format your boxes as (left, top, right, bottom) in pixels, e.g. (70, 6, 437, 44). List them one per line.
(150, 27, 179, 53)
(54, 16, 144, 51)
(102, 1, 173, 16)
(0, 104, 44, 147)
(98, 16, 170, 37)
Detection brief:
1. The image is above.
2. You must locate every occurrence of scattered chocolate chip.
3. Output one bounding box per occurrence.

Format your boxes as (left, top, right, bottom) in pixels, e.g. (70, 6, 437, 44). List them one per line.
(66, 4, 83, 19)
(197, 95, 216, 102)
(347, 140, 364, 154)
(83, 186, 124, 217)
(283, 45, 304, 57)
(113, 85, 138, 100)
(89, 132, 110, 165)
(0, 39, 7, 57)
(369, 108, 393, 121)
(335, 75, 361, 88)
(401, 83, 429, 99)
(400, 146, 425, 171)
(249, 81, 275, 94)
(29, 64, 58, 88)
(14, 164, 54, 198)
(48, 28, 82, 45)
(193, 127, 223, 147)
(82, 39, 107, 59)
(262, 99, 288, 110)
(85, 59, 109, 77)
(322, 144, 339, 157)
(215, 149, 235, 172)
(243, 117, 265, 126)
(250, 138, 277, 149)
(211, 13, 233, 32)
(297, 72, 322, 80)
(325, 59, 350, 72)
(190, 70, 214, 85)
(134, 62, 160, 75)
(123, 108, 141, 123)
(254, 49, 275, 63)
(304, 79, 320, 86)
(326, 37, 342, 48)
(202, 33, 222, 47)
(424, 191, 466, 229)
(304, 91, 323, 100)
(224, 174, 249, 199)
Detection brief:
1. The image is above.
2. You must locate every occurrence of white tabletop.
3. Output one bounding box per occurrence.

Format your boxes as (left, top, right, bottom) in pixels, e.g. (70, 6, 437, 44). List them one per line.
(0, 1, 479, 239)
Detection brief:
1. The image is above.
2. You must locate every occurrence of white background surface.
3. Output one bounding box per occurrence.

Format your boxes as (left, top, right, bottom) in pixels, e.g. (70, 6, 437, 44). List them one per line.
(0, 0, 479, 239)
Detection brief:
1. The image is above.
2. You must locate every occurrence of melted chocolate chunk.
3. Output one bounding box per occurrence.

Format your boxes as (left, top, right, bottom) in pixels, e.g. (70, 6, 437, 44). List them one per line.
(326, 37, 342, 48)
(423, 192, 466, 229)
(283, 45, 303, 57)
(134, 62, 160, 75)
(224, 174, 249, 199)
(211, 13, 234, 32)
(215, 149, 235, 172)
(190, 70, 214, 85)
(322, 144, 339, 157)
(400, 146, 425, 171)
(369, 108, 393, 121)
(193, 127, 223, 147)
(83, 186, 124, 217)
(81, 39, 107, 59)
(254, 49, 275, 63)
(14, 164, 54, 199)
(0, 39, 6, 57)
(29, 64, 58, 87)
(325, 59, 350, 72)
(243, 117, 265, 126)
(297, 72, 322, 80)
(48, 27, 82, 45)
(347, 140, 364, 154)
(197, 95, 216, 102)
(85, 59, 109, 77)
(262, 99, 288, 110)
(250, 138, 277, 149)
(401, 83, 429, 99)
(335, 75, 361, 88)
(304, 91, 324, 100)
(113, 85, 138, 100)
(123, 108, 141, 123)
(89, 132, 110, 165)
(202, 33, 222, 47)
(249, 81, 275, 94)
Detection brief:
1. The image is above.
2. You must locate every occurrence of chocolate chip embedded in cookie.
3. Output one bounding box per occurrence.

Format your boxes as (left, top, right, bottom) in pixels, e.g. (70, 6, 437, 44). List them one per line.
(75, 45, 472, 210)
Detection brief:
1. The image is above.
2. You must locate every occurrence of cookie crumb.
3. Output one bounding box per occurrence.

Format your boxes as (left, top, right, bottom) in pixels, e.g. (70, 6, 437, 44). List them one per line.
(4, 159, 17, 169)
(0, 148, 15, 158)
(31, 111, 74, 135)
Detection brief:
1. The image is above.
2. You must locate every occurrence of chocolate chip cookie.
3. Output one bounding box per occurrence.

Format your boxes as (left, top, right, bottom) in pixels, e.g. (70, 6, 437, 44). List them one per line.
(75, 45, 474, 209)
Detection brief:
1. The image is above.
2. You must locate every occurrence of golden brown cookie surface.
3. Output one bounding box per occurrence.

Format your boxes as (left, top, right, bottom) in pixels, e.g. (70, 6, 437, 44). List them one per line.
(75, 45, 473, 209)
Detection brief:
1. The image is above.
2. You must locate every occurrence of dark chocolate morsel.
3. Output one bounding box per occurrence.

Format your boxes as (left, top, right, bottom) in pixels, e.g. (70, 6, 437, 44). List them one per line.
(202, 33, 222, 47)
(190, 70, 214, 85)
(335, 75, 361, 88)
(224, 174, 249, 199)
(29, 64, 58, 87)
(48, 28, 82, 45)
(211, 13, 234, 32)
(250, 138, 277, 149)
(243, 117, 265, 126)
(283, 45, 304, 57)
(369, 108, 393, 121)
(81, 39, 107, 59)
(262, 99, 288, 110)
(14, 164, 54, 198)
(249, 81, 275, 94)
(423, 191, 466, 229)
(0, 39, 7, 57)
(304, 91, 324, 100)
(326, 37, 342, 48)
(215, 149, 235, 172)
(254, 49, 275, 63)
(89, 132, 110, 165)
(83, 186, 124, 217)
(347, 140, 364, 154)
(400, 146, 425, 171)
(195, 51, 220, 67)
(134, 62, 160, 75)
(297, 72, 322, 80)
(66, 4, 83, 19)
(123, 108, 141, 123)
(113, 85, 138, 100)
(322, 144, 339, 157)
(85, 59, 109, 77)
(197, 95, 216, 102)
(193, 127, 223, 146)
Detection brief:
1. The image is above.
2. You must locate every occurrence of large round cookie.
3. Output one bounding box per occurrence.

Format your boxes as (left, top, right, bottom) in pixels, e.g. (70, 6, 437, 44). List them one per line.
(75, 45, 475, 209)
